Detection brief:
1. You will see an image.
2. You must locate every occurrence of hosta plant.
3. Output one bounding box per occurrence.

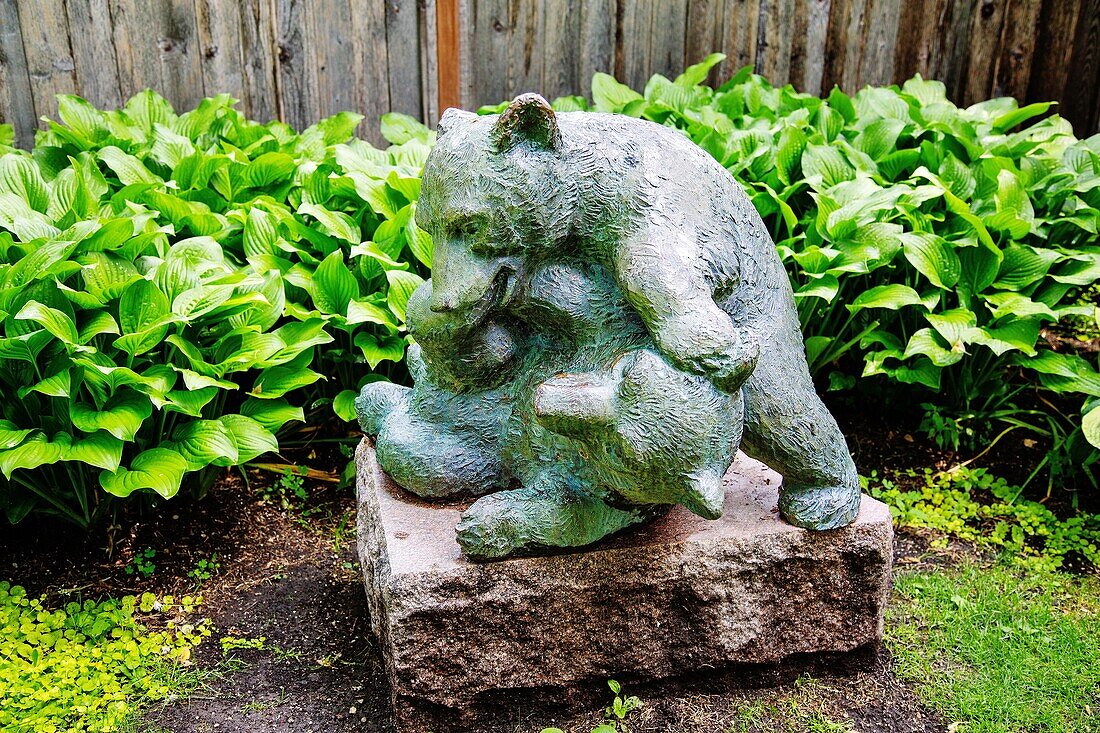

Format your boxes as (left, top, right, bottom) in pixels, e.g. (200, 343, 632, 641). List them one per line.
(0, 92, 430, 525)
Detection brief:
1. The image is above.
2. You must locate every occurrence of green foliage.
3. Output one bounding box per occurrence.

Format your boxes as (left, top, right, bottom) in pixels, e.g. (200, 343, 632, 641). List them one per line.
(540, 680, 642, 733)
(187, 553, 221, 584)
(866, 466, 1100, 570)
(258, 465, 311, 511)
(890, 563, 1100, 733)
(0, 90, 432, 525)
(219, 634, 266, 654)
(578, 55, 1100, 484)
(124, 546, 156, 579)
(0, 582, 211, 732)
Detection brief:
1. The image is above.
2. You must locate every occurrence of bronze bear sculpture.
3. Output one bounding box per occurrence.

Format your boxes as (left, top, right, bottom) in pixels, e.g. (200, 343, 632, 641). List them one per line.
(357, 94, 861, 560)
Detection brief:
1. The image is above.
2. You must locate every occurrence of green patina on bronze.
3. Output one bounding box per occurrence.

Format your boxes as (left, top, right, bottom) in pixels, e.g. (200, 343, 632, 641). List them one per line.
(357, 94, 861, 560)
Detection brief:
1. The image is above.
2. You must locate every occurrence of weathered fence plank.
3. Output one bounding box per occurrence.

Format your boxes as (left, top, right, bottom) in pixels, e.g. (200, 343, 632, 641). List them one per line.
(963, 0, 1008, 105)
(307, 0, 360, 124)
(3, 0, 1099, 149)
(65, 0, 123, 109)
(386, 0, 424, 118)
(237, 0, 279, 123)
(542, 0, 580, 100)
(468, 0, 511, 107)
(420, 0, 441, 123)
(857, 0, 901, 87)
(16, 0, 77, 124)
(195, 0, 246, 105)
(579, 0, 616, 88)
(0, 0, 35, 148)
(757, 0, 795, 85)
(790, 0, 832, 95)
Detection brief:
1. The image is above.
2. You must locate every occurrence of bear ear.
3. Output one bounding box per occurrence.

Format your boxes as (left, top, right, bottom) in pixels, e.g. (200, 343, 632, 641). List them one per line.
(491, 93, 561, 153)
(437, 108, 478, 137)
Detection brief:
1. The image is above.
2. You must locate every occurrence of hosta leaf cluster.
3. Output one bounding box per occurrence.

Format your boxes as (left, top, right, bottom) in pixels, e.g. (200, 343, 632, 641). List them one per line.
(0, 92, 430, 525)
(571, 56, 1100, 482)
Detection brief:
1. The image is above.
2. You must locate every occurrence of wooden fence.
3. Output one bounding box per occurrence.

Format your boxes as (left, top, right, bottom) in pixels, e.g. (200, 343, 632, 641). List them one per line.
(1, 0, 1098, 150)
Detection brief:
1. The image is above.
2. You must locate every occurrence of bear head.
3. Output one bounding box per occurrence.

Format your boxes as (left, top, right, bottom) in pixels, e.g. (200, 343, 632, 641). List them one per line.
(416, 94, 578, 317)
(533, 348, 743, 519)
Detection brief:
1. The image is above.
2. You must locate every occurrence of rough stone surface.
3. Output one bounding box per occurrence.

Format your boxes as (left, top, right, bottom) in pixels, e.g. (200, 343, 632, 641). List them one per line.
(356, 439, 893, 729)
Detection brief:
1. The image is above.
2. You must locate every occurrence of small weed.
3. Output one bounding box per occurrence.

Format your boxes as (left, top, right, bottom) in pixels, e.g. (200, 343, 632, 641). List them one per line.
(269, 644, 303, 662)
(242, 689, 286, 713)
(541, 679, 642, 733)
(271, 467, 308, 507)
(220, 635, 266, 655)
(124, 547, 157, 579)
(188, 554, 221, 585)
(333, 511, 352, 555)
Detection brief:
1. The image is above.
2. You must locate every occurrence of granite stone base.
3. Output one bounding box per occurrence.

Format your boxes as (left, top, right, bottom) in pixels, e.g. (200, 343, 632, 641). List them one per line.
(355, 439, 893, 732)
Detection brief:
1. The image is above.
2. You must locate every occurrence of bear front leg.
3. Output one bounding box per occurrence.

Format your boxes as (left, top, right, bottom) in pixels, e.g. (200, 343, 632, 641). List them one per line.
(738, 338, 861, 530)
(358, 371, 509, 500)
(455, 471, 653, 560)
(611, 233, 759, 393)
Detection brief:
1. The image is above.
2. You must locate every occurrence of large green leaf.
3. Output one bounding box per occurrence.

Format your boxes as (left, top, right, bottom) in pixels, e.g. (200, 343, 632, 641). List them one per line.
(249, 362, 323, 399)
(591, 73, 644, 113)
(245, 152, 297, 188)
(0, 420, 34, 450)
(1083, 404, 1100, 450)
(355, 332, 406, 368)
(925, 309, 978, 351)
(14, 300, 79, 346)
(380, 113, 434, 146)
(240, 398, 305, 432)
(70, 390, 153, 441)
(298, 202, 361, 244)
(98, 146, 160, 185)
(0, 433, 63, 478)
(62, 431, 124, 472)
(902, 232, 960, 289)
(903, 328, 963, 367)
(386, 270, 426, 322)
(312, 250, 359, 315)
(169, 419, 239, 470)
(218, 415, 277, 463)
(847, 284, 924, 312)
(115, 278, 171, 356)
(0, 155, 49, 213)
(99, 448, 188, 499)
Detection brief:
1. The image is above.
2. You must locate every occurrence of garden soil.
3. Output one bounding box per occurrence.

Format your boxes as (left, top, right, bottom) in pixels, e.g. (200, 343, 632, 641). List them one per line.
(1, 409, 1012, 733)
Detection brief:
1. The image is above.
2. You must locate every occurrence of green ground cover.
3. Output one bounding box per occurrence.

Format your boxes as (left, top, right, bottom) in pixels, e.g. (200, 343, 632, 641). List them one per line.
(890, 562, 1100, 733)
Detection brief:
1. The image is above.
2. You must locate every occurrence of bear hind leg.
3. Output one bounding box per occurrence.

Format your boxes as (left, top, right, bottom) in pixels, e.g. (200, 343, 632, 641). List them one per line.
(456, 471, 655, 560)
(739, 355, 861, 530)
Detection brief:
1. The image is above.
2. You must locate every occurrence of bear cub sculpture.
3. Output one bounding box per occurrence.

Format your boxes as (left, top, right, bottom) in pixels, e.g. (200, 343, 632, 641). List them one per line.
(357, 93, 861, 560)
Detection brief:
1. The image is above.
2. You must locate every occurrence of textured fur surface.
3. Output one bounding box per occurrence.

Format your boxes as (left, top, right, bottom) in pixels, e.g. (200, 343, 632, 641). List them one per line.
(358, 95, 860, 560)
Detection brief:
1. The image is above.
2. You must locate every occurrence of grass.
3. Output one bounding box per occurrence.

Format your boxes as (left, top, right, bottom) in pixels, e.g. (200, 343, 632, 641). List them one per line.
(889, 562, 1100, 733)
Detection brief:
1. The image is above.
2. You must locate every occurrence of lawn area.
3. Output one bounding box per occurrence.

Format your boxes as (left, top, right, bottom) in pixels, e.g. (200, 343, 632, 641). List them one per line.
(890, 563, 1100, 733)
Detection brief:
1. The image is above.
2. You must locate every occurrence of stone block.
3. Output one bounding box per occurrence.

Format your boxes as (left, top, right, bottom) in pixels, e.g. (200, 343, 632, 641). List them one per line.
(355, 439, 893, 731)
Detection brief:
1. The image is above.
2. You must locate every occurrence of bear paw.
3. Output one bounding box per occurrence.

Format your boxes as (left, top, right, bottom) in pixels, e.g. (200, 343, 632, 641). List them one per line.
(456, 484, 649, 560)
(778, 482, 861, 531)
